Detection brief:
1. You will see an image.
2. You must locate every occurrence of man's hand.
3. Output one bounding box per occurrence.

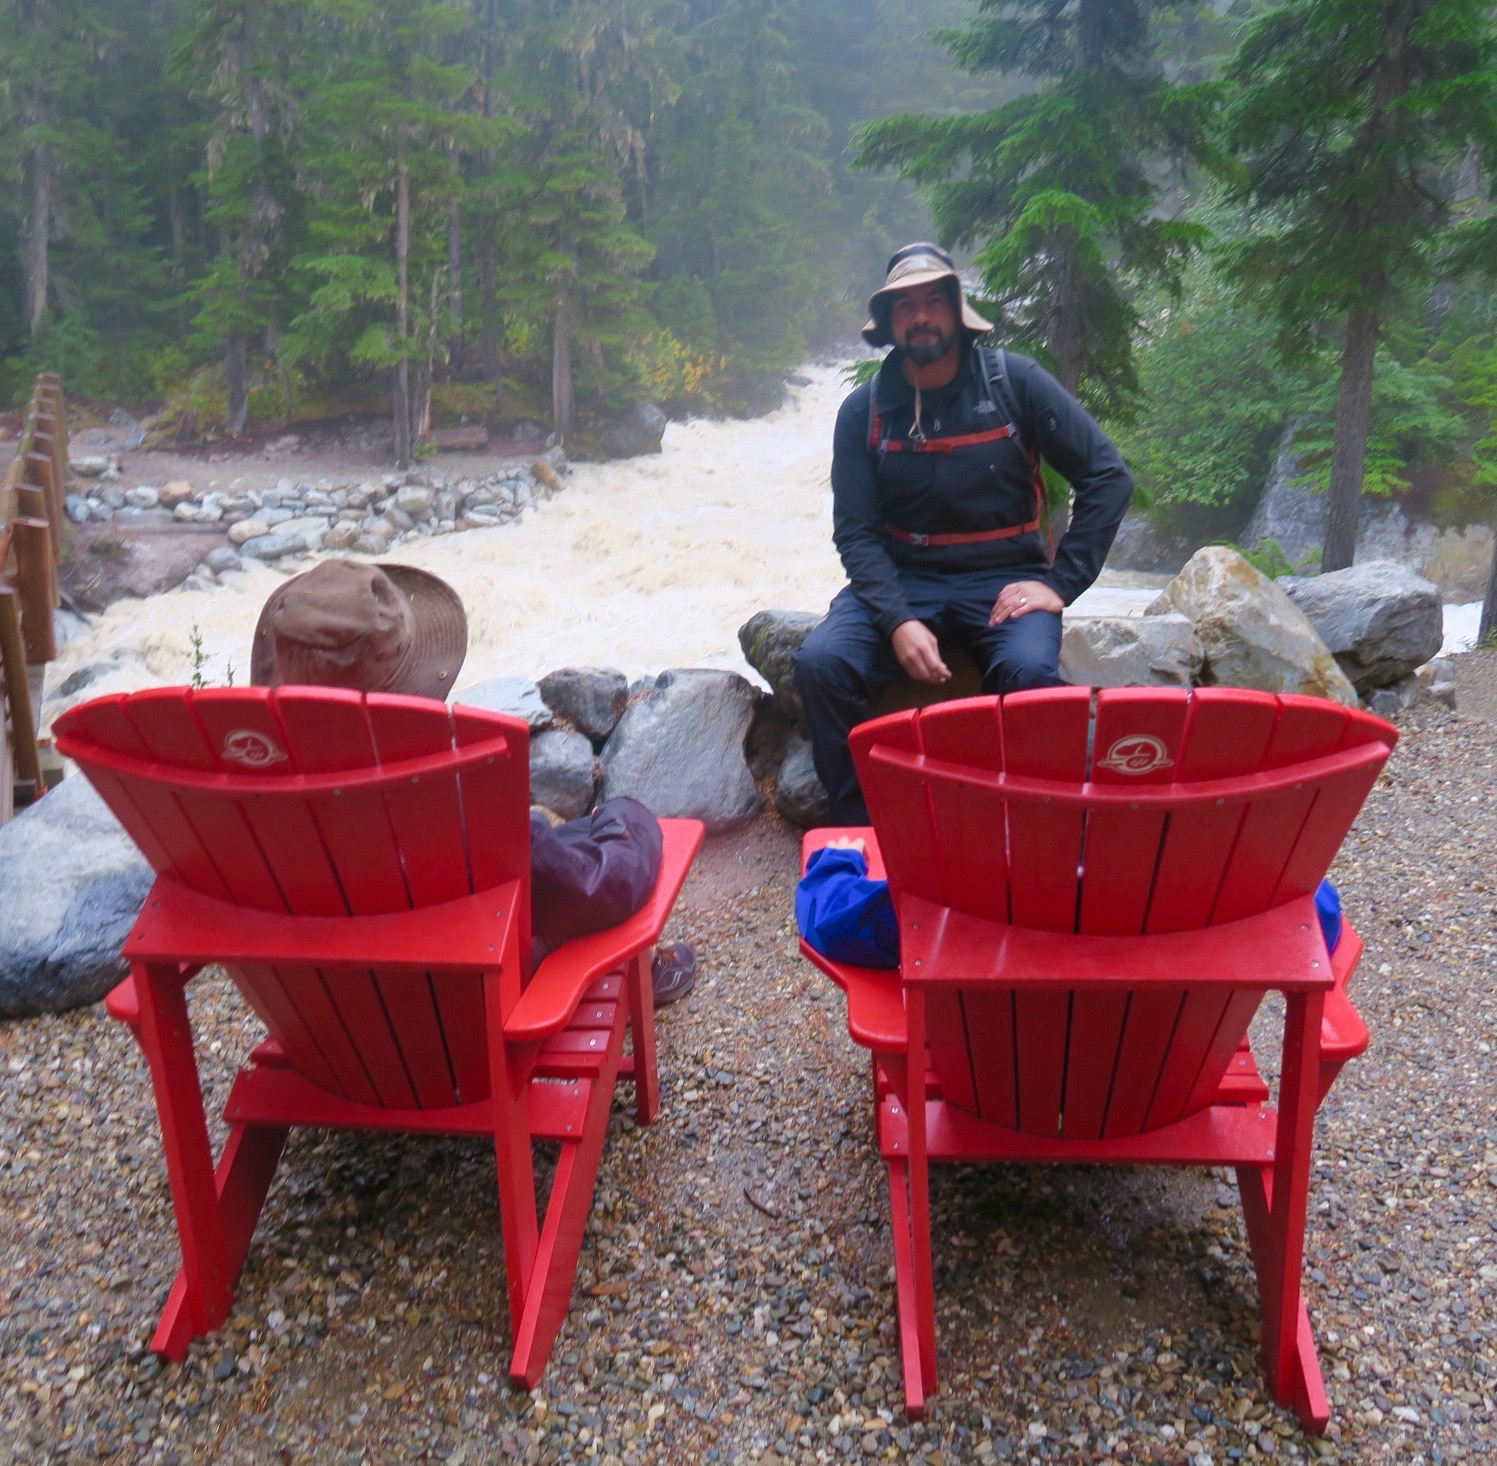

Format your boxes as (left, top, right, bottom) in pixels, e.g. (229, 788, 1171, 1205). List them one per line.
(891, 620, 951, 683)
(989, 580, 1064, 627)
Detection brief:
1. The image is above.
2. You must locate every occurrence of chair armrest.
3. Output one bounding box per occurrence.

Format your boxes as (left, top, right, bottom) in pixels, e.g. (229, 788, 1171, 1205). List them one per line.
(1320, 918, 1370, 1066)
(124, 875, 521, 972)
(505, 818, 705, 1041)
(800, 938, 906, 1051)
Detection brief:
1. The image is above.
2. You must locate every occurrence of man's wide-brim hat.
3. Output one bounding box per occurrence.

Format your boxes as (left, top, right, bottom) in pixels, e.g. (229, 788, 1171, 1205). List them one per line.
(862, 241, 993, 348)
(251, 559, 468, 701)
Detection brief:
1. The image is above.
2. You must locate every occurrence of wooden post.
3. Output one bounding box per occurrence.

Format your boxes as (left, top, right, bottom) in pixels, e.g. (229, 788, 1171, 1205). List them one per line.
(0, 585, 43, 791)
(11, 519, 56, 663)
(28, 437, 63, 545)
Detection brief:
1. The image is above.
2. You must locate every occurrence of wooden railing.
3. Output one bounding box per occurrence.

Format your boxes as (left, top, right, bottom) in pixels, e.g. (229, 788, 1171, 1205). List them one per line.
(1, 372, 68, 824)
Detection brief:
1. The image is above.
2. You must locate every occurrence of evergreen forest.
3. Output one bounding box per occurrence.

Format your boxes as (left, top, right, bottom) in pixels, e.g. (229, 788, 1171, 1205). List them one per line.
(3, 0, 1497, 591)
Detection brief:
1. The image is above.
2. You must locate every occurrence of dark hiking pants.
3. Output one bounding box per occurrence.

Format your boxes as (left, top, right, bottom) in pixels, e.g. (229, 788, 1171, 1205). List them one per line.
(794, 569, 1067, 825)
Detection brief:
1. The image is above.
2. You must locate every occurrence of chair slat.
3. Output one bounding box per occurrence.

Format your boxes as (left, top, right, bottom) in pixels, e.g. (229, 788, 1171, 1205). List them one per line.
(1059, 991, 1130, 1138)
(1143, 989, 1238, 1129)
(1144, 802, 1247, 934)
(1177, 689, 1280, 779)
(1002, 691, 1091, 931)
(124, 688, 222, 772)
(307, 784, 414, 915)
(1101, 990, 1184, 1138)
(925, 989, 978, 1113)
(1013, 990, 1069, 1134)
(958, 988, 1017, 1127)
(857, 715, 946, 910)
(1272, 763, 1388, 905)
(321, 970, 420, 1108)
(366, 970, 459, 1108)
(916, 703, 1010, 923)
(271, 689, 378, 773)
(237, 796, 351, 917)
(233, 963, 357, 1101)
(1179, 989, 1267, 1118)
(382, 769, 474, 906)
(1211, 787, 1317, 925)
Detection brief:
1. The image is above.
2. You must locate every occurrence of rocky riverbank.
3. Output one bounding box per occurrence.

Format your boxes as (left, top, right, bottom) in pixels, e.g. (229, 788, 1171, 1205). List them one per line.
(0, 653, 1493, 1462)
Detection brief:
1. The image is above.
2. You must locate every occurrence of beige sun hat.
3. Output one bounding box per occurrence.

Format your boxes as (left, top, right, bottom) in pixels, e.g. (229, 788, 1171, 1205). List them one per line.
(861, 241, 993, 347)
(251, 558, 468, 700)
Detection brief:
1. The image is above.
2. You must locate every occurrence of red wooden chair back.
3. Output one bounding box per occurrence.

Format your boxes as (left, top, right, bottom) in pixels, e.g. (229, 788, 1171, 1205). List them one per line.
(54, 686, 532, 1110)
(850, 687, 1396, 1140)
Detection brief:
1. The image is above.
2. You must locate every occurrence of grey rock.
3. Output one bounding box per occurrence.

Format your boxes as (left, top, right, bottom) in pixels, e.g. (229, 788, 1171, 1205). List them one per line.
(325, 521, 360, 552)
(537, 667, 629, 745)
(100, 485, 126, 509)
(53, 660, 119, 700)
(0, 777, 154, 1017)
(205, 546, 243, 574)
(773, 735, 829, 829)
(237, 529, 309, 562)
(179, 573, 215, 593)
(592, 402, 668, 459)
(628, 675, 658, 700)
(1151, 546, 1358, 705)
(1059, 613, 1204, 688)
(71, 455, 113, 478)
(173, 501, 201, 522)
(259, 506, 294, 527)
(529, 728, 597, 821)
(352, 533, 389, 555)
(453, 677, 554, 731)
(1278, 560, 1444, 692)
(738, 610, 824, 726)
(1366, 686, 1402, 719)
(358, 517, 396, 546)
(1416, 656, 1458, 709)
(1104, 513, 1195, 575)
(228, 518, 270, 545)
(124, 486, 160, 509)
(65, 494, 91, 524)
(385, 507, 415, 532)
(52, 609, 89, 650)
(396, 485, 435, 519)
(599, 668, 764, 831)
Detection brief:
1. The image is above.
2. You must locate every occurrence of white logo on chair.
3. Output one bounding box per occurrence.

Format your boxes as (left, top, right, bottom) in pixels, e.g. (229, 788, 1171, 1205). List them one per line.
(1098, 733, 1174, 776)
(221, 729, 289, 769)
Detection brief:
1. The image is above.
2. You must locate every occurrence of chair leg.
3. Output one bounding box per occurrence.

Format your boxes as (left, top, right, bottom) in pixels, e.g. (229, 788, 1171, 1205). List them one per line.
(486, 973, 539, 1344)
(508, 1002, 628, 1388)
(1237, 991, 1330, 1432)
(623, 949, 660, 1125)
(132, 962, 285, 1358)
(886, 1150, 929, 1420)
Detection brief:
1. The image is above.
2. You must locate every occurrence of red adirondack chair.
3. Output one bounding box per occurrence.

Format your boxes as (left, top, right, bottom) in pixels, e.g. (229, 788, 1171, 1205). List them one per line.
(800, 686, 1397, 1430)
(54, 685, 703, 1386)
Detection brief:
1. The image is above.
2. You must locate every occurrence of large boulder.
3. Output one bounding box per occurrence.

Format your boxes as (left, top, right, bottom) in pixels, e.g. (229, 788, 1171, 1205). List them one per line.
(0, 777, 154, 1017)
(1278, 560, 1443, 692)
(592, 403, 668, 458)
(1060, 613, 1203, 688)
(529, 728, 597, 822)
(773, 735, 830, 829)
(1104, 513, 1195, 575)
(599, 668, 764, 831)
(537, 666, 630, 745)
(453, 677, 554, 731)
(1149, 546, 1358, 705)
(738, 610, 823, 724)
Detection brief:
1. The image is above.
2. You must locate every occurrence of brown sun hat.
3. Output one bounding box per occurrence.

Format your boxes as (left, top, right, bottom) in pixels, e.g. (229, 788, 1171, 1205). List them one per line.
(251, 559, 468, 700)
(861, 241, 993, 347)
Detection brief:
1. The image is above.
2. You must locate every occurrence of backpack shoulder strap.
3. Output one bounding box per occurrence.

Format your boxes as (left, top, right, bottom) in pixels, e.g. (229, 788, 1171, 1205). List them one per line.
(979, 347, 1031, 447)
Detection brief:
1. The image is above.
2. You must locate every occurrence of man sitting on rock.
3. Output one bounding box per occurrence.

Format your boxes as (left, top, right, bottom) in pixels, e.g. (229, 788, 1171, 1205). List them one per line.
(795, 242, 1134, 823)
(253, 558, 697, 1003)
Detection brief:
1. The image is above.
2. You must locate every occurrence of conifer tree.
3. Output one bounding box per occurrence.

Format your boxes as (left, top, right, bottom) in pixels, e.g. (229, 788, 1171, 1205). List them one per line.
(854, 0, 1212, 419)
(1221, 0, 1497, 571)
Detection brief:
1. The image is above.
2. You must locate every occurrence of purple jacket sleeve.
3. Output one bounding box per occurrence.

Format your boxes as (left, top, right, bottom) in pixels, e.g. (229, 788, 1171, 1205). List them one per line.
(529, 797, 664, 966)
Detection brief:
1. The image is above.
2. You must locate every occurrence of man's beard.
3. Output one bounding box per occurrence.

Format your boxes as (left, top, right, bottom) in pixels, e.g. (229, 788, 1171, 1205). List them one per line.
(901, 326, 957, 367)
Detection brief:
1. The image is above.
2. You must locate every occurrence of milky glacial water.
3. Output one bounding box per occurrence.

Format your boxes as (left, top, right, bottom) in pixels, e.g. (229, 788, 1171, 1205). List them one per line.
(41, 361, 1481, 727)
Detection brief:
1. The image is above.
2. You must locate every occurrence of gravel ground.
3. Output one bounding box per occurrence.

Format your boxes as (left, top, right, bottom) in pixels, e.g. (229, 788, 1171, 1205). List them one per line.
(1, 656, 1493, 1465)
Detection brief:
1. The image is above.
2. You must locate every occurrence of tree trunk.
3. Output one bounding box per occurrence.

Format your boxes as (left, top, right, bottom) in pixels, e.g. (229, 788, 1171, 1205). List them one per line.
(478, 229, 499, 379)
(1480, 536, 1497, 646)
(227, 330, 249, 434)
(552, 296, 574, 446)
(448, 197, 463, 356)
(21, 143, 52, 335)
(392, 145, 413, 468)
(1323, 304, 1380, 573)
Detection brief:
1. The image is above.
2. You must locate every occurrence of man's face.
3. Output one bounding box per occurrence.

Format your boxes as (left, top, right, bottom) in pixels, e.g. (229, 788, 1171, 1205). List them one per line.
(890, 281, 959, 366)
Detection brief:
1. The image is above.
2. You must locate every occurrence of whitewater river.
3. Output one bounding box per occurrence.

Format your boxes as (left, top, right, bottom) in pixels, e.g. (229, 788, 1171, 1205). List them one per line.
(42, 362, 1480, 724)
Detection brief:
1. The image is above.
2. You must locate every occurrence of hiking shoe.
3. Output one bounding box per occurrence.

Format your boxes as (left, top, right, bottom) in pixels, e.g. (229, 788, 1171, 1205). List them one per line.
(651, 943, 698, 1008)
